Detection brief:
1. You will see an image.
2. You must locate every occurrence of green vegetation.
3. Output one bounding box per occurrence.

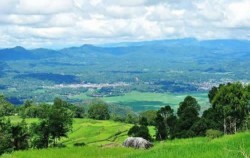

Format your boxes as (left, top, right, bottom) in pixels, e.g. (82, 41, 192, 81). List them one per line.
(2, 132, 250, 158)
(60, 118, 133, 147)
(102, 91, 208, 111)
(87, 99, 110, 120)
(0, 82, 250, 157)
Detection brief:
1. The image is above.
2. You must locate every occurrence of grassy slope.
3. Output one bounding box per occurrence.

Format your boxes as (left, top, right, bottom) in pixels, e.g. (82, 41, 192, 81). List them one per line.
(2, 133, 250, 158)
(60, 118, 133, 146)
(2, 117, 250, 158)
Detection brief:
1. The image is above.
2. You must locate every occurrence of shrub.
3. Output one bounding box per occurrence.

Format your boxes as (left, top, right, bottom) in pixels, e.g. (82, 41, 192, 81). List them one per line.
(206, 129, 223, 139)
(74, 142, 86, 147)
(128, 125, 152, 141)
(88, 100, 110, 120)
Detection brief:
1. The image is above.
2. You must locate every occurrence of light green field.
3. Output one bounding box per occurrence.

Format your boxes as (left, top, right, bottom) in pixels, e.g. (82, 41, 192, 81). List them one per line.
(69, 91, 209, 111)
(60, 118, 133, 146)
(2, 132, 250, 158)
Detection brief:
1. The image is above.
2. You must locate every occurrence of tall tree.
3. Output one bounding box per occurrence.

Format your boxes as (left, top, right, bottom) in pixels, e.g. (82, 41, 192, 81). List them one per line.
(156, 105, 177, 139)
(210, 82, 250, 134)
(175, 96, 200, 138)
(30, 120, 50, 148)
(155, 113, 166, 140)
(49, 98, 73, 145)
(11, 119, 29, 150)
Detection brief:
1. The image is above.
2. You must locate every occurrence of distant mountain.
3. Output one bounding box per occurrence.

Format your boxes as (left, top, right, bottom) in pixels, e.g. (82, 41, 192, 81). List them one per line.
(0, 39, 250, 61)
(0, 46, 61, 60)
(0, 46, 35, 60)
(30, 48, 61, 58)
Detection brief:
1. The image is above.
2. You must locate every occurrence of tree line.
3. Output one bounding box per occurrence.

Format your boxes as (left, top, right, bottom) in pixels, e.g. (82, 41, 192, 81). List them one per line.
(129, 82, 250, 141)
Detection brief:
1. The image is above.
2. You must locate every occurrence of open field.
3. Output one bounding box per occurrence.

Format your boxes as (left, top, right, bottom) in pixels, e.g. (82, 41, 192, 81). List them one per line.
(69, 91, 209, 111)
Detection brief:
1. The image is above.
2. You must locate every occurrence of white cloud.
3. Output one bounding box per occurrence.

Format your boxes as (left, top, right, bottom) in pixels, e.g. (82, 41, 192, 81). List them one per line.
(0, 0, 249, 48)
(16, 0, 74, 15)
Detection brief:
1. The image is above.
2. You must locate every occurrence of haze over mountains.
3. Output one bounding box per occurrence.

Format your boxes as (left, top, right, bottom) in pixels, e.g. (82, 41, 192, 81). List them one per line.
(1, 38, 250, 61)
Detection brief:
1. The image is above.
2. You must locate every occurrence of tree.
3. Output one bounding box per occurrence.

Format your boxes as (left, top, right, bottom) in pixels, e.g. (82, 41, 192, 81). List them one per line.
(128, 125, 152, 141)
(210, 82, 250, 134)
(30, 120, 50, 148)
(202, 106, 224, 131)
(49, 98, 73, 145)
(125, 113, 138, 124)
(155, 105, 177, 140)
(175, 96, 200, 138)
(0, 95, 14, 116)
(37, 103, 51, 119)
(0, 118, 29, 155)
(139, 116, 148, 126)
(74, 105, 85, 118)
(128, 125, 140, 136)
(155, 113, 166, 140)
(88, 99, 110, 120)
(140, 110, 157, 126)
(11, 120, 29, 150)
(191, 118, 210, 136)
(0, 118, 13, 155)
(208, 86, 218, 104)
(30, 98, 73, 148)
(136, 126, 152, 141)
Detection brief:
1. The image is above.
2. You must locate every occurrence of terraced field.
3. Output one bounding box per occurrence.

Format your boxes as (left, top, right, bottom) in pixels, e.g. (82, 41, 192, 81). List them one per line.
(2, 117, 250, 158)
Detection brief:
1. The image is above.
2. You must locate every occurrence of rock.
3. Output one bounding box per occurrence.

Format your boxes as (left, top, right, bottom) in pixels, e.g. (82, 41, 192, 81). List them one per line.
(123, 137, 153, 149)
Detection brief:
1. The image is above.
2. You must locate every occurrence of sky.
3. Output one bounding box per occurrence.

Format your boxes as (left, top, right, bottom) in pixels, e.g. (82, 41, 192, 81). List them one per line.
(0, 0, 250, 48)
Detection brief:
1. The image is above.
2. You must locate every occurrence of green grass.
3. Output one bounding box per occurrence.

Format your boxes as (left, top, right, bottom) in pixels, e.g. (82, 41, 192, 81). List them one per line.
(69, 91, 209, 111)
(60, 118, 133, 146)
(2, 117, 250, 158)
(2, 132, 250, 158)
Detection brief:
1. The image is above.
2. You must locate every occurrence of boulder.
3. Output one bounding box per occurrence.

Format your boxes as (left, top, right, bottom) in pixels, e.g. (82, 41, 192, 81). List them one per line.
(123, 137, 153, 149)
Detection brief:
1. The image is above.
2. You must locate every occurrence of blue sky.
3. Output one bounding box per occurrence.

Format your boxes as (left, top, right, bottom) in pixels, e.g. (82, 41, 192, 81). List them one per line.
(0, 0, 250, 48)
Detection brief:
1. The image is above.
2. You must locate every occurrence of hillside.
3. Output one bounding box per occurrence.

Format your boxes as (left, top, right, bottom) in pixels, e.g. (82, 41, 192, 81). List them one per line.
(3, 120, 250, 158)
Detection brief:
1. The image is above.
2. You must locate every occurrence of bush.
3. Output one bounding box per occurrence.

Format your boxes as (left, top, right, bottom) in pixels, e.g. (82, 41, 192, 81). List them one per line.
(206, 129, 223, 139)
(88, 100, 110, 120)
(74, 142, 86, 147)
(128, 125, 152, 141)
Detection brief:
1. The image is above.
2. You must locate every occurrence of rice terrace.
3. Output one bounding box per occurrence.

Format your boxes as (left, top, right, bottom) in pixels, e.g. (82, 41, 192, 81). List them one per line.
(0, 0, 250, 158)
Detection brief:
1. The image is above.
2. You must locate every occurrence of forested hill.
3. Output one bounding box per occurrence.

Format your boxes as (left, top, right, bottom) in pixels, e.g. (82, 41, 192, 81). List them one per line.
(0, 39, 250, 60)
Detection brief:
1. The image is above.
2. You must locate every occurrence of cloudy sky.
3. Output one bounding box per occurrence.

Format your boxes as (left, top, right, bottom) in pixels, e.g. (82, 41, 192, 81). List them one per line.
(0, 0, 250, 48)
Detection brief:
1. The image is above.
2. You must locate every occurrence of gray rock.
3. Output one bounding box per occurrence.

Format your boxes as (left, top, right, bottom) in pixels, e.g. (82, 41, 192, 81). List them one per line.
(123, 137, 153, 149)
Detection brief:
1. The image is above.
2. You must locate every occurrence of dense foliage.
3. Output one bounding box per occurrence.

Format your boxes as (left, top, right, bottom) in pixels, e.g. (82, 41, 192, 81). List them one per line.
(0, 97, 74, 154)
(152, 82, 250, 141)
(87, 99, 110, 120)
